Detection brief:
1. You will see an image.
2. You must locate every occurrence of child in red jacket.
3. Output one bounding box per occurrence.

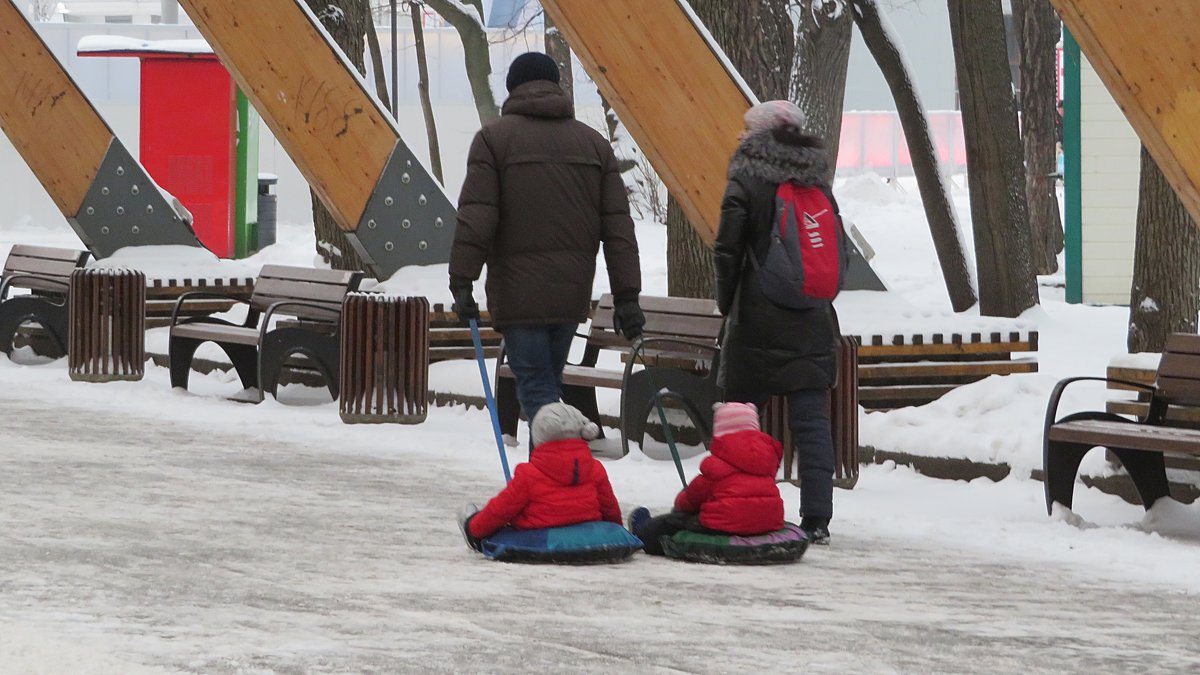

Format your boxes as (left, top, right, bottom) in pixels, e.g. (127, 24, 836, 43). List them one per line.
(628, 402, 784, 556)
(461, 402, 623, 551)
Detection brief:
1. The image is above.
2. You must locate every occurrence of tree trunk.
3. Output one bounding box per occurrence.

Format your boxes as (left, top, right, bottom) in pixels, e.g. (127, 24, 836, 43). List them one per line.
(410, 1, 443, 183)
(667, 198, 717, 298)
(851, 0, 977, 311)
(365, 16, 390, 113)
(303, 0, 369, 271)
(666, 0, 793, 299)
(423, 0, 499, 124)
(1128, 147, 1200, 353)
(948, 0, 1038, 317)
(790, 0, 853, 180)
(544, 13, 573, 103)
(1013, 0, 1064, 275)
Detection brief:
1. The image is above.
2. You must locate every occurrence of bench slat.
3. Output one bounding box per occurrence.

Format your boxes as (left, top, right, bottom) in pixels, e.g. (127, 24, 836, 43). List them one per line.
(497, 363, 625, 389)
(1105, 400, 1200, 425)
(1048, 419, 1200, 457)
(590, 308, 724, 340)
(1156, 374, 1200, 407)
(171, 323, 260, 345)
(858, 341, 1036, 358)
(859, 359, 1037, 381)
(1164, 333, 1200, 356)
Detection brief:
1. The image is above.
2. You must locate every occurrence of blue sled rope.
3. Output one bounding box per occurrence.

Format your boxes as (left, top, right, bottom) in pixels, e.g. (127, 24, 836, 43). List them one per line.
(470, 318, 511, 482)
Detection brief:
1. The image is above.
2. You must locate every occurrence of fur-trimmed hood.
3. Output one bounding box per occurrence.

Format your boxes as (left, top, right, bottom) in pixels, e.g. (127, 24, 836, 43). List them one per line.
(727, 128, 829, 186)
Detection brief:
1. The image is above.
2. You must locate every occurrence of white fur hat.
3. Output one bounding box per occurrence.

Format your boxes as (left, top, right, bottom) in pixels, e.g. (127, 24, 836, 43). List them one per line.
(530, 402, 600, 447)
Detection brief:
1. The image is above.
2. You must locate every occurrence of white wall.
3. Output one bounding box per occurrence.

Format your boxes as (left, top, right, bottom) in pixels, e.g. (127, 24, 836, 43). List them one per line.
(1079, 53, 1140, 305)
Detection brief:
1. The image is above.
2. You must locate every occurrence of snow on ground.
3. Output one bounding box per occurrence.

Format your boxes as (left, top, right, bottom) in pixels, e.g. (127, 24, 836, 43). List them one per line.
(3, 173, 1200, 671)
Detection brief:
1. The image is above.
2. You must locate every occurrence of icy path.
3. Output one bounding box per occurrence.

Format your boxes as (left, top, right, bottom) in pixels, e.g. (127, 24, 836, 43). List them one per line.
(0, 394, 1196, 674)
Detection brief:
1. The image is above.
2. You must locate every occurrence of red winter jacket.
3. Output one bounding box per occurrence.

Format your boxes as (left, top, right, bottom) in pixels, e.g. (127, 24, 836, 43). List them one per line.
(673, 430, 784, 535)
(468, 438, 623, 539)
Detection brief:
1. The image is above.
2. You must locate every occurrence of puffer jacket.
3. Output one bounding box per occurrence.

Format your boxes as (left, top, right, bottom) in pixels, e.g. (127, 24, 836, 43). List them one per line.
(673, 430, 784, 535)
(449, 80, 641, 326)
(468, 438, 622, 538)
(713, 127, 843, 396)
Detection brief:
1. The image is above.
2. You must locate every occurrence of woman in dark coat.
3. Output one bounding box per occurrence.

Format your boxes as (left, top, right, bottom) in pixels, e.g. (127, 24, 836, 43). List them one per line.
(713, 100, 843, 544)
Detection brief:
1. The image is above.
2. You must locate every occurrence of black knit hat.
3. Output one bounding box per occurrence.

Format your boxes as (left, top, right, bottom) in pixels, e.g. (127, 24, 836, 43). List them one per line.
(506, 52, 560, 93)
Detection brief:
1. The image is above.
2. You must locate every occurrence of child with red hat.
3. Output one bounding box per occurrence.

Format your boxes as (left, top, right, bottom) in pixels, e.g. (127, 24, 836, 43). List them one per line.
(627, 402, 785, 556)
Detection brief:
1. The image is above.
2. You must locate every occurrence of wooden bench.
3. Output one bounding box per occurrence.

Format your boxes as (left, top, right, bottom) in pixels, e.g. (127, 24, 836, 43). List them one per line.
(168, 265, 362, 402)
(1044, 333, 1200, 515)
(0, 245, 91, 358)
(852, 330, 1039, 409)
(427, 304, 503, 362)
(495, 294, 724, 456)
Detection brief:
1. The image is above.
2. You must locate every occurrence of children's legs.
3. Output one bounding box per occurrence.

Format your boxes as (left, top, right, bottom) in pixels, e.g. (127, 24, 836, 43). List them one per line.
(633, 512, 695, 556)
(787, 388, 835, 523)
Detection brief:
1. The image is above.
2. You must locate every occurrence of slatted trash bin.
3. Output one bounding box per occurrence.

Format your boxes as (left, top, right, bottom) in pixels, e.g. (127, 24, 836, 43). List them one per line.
(68, 268, 146, 382)
(340, 293, 429, 424)
(768, 335, 860, 489)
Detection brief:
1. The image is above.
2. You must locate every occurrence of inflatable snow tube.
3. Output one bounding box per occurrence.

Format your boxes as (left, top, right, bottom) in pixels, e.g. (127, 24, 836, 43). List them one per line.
(660, 522, 809, 565)
(481, 521, 643, 564)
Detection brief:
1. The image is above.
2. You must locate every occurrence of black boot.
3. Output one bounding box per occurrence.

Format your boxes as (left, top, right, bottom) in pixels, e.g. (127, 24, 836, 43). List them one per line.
(800, 516, 830, 546)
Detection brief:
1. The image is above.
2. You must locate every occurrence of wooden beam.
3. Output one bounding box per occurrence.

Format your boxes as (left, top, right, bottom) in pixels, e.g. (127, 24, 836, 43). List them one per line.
(0, 2, 114, 217)
(1051, 0, 1200, 226)
(176, 0, 398, 233)
(540, 0, 754, 244)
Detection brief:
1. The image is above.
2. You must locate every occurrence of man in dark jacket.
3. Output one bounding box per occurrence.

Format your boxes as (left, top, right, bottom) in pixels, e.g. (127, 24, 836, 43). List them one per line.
(449, 52, 644, 439)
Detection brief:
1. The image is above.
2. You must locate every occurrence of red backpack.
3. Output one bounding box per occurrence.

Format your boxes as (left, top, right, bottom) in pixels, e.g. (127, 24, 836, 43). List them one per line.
(751, 181, 846, 309)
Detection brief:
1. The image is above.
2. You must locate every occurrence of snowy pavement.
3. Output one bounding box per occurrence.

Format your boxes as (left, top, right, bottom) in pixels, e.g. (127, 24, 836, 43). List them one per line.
(2, 384, 1199, 674)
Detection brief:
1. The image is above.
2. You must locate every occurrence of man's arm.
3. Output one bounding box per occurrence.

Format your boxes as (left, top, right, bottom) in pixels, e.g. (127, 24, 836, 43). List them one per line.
(449, 130, 501, 286)
(597, 144, 641, 304)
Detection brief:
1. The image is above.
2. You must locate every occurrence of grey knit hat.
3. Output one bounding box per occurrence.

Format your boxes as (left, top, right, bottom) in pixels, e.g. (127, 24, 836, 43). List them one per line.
(530, 402, 600, 447)
(744, 100, 808, 132)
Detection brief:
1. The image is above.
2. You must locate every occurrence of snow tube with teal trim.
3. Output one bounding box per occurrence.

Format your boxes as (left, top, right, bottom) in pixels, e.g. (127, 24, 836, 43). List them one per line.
(481, 521, 642, 564)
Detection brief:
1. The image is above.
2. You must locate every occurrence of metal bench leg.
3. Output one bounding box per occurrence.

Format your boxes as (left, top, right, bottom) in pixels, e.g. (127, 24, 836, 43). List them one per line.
(495, 376, 521, 438)
(0, 298, 66, 358)
(168, 335, 203, 390)
(1044, 439, 1093, 515)
(1110, 447, 1171, 510)
(222, 344, 260, 392)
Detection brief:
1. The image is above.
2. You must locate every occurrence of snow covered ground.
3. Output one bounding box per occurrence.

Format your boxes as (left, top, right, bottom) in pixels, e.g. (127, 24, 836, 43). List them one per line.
(3, 174, 1200, 672)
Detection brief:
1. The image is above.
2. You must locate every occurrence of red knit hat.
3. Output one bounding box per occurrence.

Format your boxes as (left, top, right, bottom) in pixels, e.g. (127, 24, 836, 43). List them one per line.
(712, 402, 760, 437)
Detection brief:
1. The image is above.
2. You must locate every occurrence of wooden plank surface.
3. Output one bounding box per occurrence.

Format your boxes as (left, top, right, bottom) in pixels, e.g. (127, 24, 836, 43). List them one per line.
(1048, 419, 1200, 457)
(0, 3, 113, 216)
(1051, 1, 1200, 227)
(540, 0, 752, 244)
(177, 0, 397, 232)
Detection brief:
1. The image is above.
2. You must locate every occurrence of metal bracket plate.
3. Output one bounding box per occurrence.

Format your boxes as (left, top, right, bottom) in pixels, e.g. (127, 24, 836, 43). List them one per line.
(347, 140, 457, 281)
(69, 138, 203, 258)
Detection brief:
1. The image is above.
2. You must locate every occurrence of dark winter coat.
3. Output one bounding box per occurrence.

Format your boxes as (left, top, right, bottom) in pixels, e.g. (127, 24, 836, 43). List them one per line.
(713, 128, 842, 396)
(673, 430, 784, 535)
(448, 80, 641, 327)
(467, 438, 623, 539)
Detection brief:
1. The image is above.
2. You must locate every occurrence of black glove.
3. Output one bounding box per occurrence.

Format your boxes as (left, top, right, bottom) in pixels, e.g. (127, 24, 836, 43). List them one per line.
(612, 299, 646, 341)
(461, 514, 484, 552)
(449, 281, 480, 324)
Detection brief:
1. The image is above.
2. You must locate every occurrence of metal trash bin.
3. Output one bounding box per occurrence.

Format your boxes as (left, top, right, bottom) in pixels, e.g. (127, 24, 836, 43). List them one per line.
(768, 335, 859, 489)
(68, 267, 146, 382)
(339, 293, 429, 424)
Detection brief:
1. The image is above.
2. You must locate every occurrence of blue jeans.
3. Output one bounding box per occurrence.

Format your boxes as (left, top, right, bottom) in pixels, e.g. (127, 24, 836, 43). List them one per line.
(501, 323, 577, 438)
(730, 388, 834, 521)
